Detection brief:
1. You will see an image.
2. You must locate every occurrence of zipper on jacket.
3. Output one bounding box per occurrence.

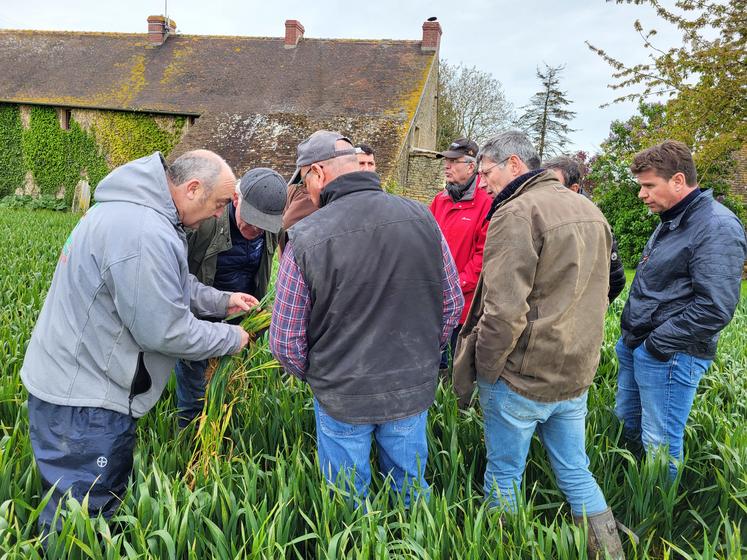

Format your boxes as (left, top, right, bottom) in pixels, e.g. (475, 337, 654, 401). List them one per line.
(640, 224, 666, 267)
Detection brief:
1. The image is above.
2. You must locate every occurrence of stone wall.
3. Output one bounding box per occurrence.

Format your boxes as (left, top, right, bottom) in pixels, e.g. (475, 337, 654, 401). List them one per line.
(409, 58, 438, 151)
(390, 57, 439, 194)
(402, 151, 444, 203)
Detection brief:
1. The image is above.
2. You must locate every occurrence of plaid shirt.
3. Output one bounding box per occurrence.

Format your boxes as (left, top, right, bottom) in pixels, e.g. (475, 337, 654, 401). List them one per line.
(269, 236, 463, 379)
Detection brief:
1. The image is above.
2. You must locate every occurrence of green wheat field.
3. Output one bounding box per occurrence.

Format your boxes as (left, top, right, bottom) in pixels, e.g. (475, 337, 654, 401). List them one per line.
(0, 209, 744, 559)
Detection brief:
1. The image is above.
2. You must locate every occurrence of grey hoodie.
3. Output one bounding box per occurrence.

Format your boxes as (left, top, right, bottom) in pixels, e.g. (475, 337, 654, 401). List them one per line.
(21, 153, 242, 417)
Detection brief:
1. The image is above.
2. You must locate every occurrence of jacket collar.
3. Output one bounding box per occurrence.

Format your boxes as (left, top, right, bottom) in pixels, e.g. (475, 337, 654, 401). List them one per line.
(319, 171, 382, 207)
(663, 189, 709, 230)
(486, 169, 546, 221)
(446, 173, 479, 202)
(461, 174, 480, 201)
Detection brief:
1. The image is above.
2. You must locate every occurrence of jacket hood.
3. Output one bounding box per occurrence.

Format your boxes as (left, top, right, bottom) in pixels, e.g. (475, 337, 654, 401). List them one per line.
(94, 152, 179, 225)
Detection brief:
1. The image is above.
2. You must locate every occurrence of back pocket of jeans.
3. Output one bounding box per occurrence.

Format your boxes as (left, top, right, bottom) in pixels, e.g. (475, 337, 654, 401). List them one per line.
(391, 413, 421, 434)
(503, 389, 542, 421)
(319, 412, 367, 438)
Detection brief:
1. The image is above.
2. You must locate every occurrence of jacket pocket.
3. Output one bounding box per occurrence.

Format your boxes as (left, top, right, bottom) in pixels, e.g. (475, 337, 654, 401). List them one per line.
(452, 328, 479, 408)
(518, 321, 536, 376)
(504, 306, 538, 376)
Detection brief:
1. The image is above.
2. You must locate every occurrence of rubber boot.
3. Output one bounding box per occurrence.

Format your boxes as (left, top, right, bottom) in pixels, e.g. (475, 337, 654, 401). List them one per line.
(574, 508, 625, 560)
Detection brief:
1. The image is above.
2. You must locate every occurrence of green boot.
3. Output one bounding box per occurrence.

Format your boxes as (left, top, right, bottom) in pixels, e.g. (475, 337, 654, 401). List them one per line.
(574, 508, 626, 560)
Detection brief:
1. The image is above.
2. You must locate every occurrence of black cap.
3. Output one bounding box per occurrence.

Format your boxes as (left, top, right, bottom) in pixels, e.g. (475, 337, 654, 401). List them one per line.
(437, 138, 479, 159)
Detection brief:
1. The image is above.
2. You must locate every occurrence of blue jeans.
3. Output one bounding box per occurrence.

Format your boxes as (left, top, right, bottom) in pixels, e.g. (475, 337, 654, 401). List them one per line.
(174, 359, 208, 428)
(615, 338, 711, 480)
(313, 398, 430, 506)
(478, 379, 608, 516)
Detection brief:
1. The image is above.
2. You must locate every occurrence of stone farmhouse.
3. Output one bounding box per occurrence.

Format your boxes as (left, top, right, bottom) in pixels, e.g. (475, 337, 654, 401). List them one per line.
(0, 16, 446, 205)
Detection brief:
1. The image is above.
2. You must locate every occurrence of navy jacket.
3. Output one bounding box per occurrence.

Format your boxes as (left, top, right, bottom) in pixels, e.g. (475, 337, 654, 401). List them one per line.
(621, 190, 746, 360)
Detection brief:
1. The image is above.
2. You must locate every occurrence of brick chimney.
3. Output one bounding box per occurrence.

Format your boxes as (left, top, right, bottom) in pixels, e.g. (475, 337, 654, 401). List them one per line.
(284, 19, 305, 49)
(421, 17, 442, 52)
(147, 15, 176, 45)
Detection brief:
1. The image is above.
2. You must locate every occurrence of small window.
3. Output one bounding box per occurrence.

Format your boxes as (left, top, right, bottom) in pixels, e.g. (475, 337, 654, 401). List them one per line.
(189, 115, 197, 126)
(58, 109, 71, 130)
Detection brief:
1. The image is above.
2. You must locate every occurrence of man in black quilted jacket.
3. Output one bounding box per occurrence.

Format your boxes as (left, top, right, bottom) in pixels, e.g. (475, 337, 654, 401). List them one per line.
(616, 140, 746, 480)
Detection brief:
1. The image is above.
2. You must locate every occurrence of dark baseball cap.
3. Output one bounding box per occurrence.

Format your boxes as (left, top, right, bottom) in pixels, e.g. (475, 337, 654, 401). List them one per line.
(289, 130, 356, 184)
(237, 168, 287, 234)
(437, 138, 479, 159)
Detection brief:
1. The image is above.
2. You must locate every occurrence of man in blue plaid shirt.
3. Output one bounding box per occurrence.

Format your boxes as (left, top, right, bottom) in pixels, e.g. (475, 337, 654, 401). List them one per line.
(270, 130, 463, 506)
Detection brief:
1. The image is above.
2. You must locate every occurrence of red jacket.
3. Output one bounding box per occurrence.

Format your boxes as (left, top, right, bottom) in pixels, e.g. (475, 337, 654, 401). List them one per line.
(430, 179, 492, 324)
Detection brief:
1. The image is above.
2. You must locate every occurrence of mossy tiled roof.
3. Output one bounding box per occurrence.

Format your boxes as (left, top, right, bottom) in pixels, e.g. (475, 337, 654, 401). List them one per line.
(0, 30, 433, 118)
(0, 29, 436, 179)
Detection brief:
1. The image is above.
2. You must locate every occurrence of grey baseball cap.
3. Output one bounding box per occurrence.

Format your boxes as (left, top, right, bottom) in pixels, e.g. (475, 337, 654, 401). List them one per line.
(237, 168, 287, 234)
(289, 130, 356, 184)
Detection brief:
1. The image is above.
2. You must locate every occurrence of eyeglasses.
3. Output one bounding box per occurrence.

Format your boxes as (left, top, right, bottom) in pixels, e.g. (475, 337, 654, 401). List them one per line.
(478, 156, 511, 178)
(301, 168, 314, 185)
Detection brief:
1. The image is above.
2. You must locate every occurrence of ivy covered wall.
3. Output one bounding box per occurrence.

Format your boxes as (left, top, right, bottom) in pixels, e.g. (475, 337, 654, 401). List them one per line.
(0, 103, 186, 206)
(0, 105, 25, 198)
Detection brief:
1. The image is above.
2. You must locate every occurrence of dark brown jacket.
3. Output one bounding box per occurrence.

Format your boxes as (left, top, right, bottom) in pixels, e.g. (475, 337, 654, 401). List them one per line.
(455, 170, 612, 403)
(280, 183, 318, 251)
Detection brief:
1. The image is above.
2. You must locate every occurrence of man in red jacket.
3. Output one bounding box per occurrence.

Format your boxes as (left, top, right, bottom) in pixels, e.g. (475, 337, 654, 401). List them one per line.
(430, 138, 492, 377)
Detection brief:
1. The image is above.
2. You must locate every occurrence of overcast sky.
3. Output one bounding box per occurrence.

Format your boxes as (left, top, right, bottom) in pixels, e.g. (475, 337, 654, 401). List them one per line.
(0, 0, 685, 154)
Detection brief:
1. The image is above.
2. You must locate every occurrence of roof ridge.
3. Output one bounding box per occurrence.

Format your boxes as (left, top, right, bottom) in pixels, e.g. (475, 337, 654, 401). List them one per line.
(0, 29, 422, 44)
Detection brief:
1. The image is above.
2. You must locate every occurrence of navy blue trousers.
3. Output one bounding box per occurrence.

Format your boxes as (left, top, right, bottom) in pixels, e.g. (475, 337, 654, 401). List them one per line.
(174, 358, 208, 428)
(27, 394, 136, 532)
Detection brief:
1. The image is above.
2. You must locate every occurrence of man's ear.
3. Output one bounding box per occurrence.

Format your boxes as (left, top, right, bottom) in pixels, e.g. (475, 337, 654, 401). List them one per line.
(570, 183, 581, 193)
(185, 179, 201, 200)
(232, 192, 239, 208)
(671, 171, 687, 191)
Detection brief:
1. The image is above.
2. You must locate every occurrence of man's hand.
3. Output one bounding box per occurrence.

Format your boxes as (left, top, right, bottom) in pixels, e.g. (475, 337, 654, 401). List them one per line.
(233, 326, 252, 353)
(226, 292, 259, 316)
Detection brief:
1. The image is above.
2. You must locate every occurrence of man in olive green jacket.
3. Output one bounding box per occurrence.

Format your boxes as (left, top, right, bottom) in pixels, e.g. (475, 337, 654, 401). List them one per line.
(176, 168, 285, 427)
(454, 131, 627, 559)
(187, 203, 277, 300)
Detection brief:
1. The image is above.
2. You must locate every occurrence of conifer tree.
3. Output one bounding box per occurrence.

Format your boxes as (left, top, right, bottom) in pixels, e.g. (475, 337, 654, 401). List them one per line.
(517, 64, 576, 160)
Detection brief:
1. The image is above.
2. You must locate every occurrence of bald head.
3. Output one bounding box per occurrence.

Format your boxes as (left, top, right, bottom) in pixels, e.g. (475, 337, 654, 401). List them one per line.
(168, 150, 232, 192)
(167, 149, 237, 228)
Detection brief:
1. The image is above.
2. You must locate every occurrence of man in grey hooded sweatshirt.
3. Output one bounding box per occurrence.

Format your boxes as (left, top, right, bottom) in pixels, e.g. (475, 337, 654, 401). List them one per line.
(21, 149, 255, 532)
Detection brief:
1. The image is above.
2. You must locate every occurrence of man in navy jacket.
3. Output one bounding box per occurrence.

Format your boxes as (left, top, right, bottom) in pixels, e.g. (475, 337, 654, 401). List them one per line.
(616, 140, 746, 480)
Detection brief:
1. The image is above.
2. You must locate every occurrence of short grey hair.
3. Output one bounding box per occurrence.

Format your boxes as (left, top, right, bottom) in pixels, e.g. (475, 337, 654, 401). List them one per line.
(477, 130, 540, 171)
(168, 152, 224, 192)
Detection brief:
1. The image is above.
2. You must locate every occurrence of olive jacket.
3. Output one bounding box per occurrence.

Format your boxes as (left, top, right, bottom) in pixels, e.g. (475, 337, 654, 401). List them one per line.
(454, 170, 612, 405)
(186, 205, 277, 300)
